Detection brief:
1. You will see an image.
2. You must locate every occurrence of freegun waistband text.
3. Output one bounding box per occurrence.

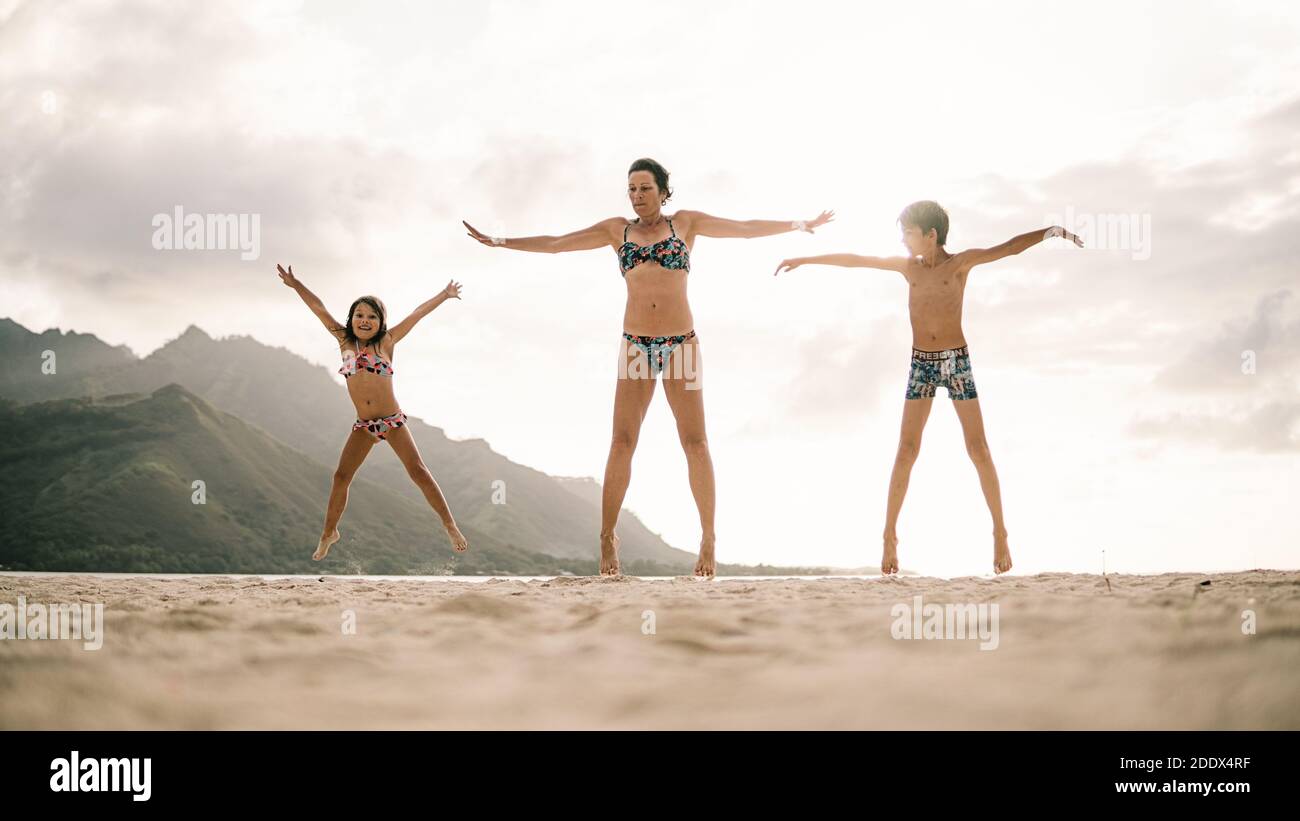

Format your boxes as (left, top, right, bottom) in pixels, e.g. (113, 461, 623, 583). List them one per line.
(911, 346, 969, 360)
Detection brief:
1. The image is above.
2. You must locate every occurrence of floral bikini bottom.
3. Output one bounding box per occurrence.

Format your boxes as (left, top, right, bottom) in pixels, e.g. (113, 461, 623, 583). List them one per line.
(622, 330, 697, 377)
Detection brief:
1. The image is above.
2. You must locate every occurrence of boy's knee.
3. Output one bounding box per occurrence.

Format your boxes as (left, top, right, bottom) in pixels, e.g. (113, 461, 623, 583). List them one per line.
(896, 439, 921, 462)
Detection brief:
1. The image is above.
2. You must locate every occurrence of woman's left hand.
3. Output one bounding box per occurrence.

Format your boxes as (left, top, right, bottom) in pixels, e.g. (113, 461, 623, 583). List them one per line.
(802, 210, 836, 233)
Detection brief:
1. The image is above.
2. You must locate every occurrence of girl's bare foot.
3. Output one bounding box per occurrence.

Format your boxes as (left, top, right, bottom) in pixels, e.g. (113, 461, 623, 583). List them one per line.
(993, 529, 1012, 574)
(881, 532, 899, 575)
(694, 534, 716, 578)
(445, 521, 468, 553)
(313, 529, 340, 561)
(599, 531, 621, 576)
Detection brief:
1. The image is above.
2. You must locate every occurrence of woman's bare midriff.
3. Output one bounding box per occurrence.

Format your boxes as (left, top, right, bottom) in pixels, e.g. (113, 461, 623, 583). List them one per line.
(620, 264, 694, 336)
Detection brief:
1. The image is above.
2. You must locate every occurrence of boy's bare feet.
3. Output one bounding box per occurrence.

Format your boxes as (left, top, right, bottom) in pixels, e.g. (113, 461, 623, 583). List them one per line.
(600, 531, 621, 576)
(444, 521, 468, 553)
(694, 534, 716, 578)
(993, 529, 1012, 574)
(881, 532, 899, 575)
(313, 528, 340, 561)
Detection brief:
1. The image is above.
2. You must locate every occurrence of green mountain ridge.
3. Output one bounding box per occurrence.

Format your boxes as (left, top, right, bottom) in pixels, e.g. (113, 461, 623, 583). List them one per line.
(0, 384, 690, 575)
(0, 318, 697, 571)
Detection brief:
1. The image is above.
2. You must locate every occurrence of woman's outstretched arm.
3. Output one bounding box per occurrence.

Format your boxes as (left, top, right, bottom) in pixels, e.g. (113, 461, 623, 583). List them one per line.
(463, 217, 622, 254)
(388, 280, 462, 345)
(277, 264, 346, 338)
(678, 209, 834, 242)
(773, 253, 909, 276)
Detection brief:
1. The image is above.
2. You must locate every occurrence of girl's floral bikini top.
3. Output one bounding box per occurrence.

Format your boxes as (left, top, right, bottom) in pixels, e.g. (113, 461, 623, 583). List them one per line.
(618, 216, 690, 276)
(339, 339, 394, 379)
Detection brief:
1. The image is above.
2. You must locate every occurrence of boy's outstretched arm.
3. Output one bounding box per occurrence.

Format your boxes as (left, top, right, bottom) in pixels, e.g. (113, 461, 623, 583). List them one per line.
(774, 253, 909, 276)
(961, 226, 1083, 269)
(388, 280, 462, 345)
(278, 264, 347, 340)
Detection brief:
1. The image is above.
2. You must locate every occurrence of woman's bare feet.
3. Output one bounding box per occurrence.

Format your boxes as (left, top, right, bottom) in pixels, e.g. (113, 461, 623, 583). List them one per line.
(993, 529, 1012, 574)
(599, 531, 621, 576)
(881, 532, 899, 575)
(444, 521, 468, 553)
(313, 528, 340, 561)
(694, 534, 716, 578)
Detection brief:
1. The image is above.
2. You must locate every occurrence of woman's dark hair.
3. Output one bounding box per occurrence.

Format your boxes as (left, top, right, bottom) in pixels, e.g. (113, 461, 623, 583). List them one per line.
(898, 200, 950, 246)
(339, 296, 389, 349)
(628, 158, 673, 205)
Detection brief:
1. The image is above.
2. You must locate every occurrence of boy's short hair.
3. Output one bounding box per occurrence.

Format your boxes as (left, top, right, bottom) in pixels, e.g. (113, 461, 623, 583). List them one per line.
(898, 201, 950, 246)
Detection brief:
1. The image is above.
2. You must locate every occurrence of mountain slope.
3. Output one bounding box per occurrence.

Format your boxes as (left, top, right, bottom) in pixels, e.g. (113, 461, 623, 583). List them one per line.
(0, 317, 136, 398)
(0, 385, 628, 575)
(0, 319, 695, 568)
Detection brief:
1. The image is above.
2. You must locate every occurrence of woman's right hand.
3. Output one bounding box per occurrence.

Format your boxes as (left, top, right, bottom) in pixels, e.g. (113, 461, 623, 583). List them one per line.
(773, 258, 804, 276)
(276, 263, 299, 287)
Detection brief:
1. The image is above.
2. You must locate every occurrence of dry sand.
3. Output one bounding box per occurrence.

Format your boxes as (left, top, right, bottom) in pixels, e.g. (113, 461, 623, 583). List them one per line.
(1, 571, 1297, 730)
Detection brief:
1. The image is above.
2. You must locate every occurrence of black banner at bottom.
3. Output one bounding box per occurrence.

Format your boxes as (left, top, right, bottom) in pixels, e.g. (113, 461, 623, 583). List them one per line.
(1, 730, 1287, 807)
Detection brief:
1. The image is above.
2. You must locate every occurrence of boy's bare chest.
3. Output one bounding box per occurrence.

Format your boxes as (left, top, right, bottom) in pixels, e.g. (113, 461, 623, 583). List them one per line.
(906, 267, 968, 303)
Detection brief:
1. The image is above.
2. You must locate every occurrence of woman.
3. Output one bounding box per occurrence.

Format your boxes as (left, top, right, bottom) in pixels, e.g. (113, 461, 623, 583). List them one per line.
(277, 263, 469, 561)
(464, 158, 831, 576)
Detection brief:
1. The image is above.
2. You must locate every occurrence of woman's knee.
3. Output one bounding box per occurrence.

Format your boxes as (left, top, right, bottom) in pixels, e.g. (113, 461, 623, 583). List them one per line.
(679, 433, 709, 456)
(610, 429, 640, 451)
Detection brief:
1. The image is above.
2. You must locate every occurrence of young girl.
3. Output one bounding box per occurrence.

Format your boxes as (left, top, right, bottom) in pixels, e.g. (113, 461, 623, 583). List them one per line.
(277, 263, 469, 561)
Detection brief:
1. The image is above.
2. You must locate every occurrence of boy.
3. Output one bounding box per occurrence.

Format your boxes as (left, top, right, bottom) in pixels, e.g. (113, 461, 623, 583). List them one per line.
(774, 201, 1082, 575)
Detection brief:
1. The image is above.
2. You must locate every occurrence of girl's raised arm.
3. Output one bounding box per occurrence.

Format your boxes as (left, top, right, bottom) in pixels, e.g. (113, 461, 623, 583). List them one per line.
(278, 264, 346, 339)
(387, 280, 462, 345)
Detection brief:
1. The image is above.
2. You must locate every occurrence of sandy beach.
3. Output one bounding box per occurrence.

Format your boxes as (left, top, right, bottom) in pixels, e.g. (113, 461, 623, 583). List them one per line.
(1, 571, 1297, 730)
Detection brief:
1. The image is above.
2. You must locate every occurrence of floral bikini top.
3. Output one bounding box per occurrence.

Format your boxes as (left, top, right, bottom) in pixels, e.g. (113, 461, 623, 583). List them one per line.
(618, 216, 690, 276)
(339, 340, 394, 379)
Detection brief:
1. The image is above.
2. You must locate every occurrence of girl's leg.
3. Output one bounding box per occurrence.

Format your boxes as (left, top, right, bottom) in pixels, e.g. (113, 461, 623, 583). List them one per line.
(600, 338, 659, 575)
(882, 398, 934, 574)
(384, 424, 468, 552)
(315, 427, 378, 560)
(659, 337, 716, 577)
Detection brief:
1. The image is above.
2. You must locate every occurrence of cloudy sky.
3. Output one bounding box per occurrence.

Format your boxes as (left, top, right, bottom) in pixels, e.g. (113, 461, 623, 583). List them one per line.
(2, 0, 1297, 574)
